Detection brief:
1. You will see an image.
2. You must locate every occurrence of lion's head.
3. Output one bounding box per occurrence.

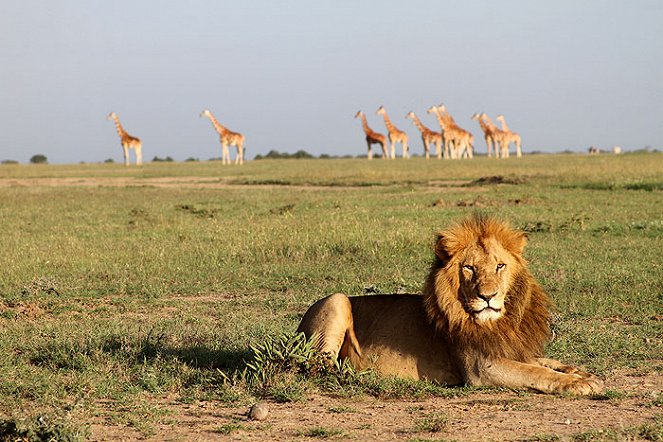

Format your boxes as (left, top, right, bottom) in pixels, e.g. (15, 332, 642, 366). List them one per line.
(423, 214, 552, 361)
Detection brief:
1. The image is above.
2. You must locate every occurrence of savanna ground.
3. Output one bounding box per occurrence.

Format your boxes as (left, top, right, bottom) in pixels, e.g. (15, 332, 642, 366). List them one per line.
(0, 154, 661, 441)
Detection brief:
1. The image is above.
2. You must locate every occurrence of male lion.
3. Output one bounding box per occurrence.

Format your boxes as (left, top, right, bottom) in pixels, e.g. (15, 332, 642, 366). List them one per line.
(297, 215, 603, 395)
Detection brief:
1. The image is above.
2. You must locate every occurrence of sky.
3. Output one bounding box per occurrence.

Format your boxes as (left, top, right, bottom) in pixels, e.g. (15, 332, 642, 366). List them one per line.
(1, 1, 662, 163)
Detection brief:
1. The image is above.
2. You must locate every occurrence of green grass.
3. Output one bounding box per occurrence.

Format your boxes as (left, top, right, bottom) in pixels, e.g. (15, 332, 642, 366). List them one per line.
(0, 153, 662, 436)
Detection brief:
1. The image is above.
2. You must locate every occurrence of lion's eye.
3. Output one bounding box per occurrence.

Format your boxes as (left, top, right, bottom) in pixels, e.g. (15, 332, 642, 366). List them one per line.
(496, 263, 506, 271)
(463, 265, 474, 273)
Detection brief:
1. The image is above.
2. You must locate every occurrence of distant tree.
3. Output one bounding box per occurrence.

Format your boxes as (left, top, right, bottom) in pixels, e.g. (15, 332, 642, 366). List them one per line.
(1, 159, 19, 165)
(292, 150, 313, 159)
(152, 156, 175, 162)
(30, 154, 48, 164)
(185, 157, 199, 162)
(265, 150, 287, 159)
(103, 158, 115, 163)
(254, 149, 316, 159)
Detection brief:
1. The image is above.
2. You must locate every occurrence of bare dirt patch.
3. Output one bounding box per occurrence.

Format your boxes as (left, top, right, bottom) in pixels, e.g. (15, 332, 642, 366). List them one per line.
(0, 176, 475, 191)
(88, 371, 661, 441)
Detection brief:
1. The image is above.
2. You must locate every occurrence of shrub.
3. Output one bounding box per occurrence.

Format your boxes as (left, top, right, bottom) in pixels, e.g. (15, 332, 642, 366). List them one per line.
(151, 156, 174, 162)
(29, 154, 48, 164)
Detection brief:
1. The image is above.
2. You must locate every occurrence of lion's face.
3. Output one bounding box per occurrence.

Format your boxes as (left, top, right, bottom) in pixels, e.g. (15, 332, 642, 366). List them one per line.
(457, 237, 518, 322)
(430, 215, 528, 325)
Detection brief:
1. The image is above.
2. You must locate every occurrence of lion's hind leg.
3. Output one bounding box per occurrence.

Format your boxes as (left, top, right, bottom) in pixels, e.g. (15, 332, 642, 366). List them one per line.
(297, 293, 361, 360)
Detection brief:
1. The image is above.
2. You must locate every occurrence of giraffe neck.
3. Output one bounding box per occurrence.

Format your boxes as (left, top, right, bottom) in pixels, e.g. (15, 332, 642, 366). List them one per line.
(482, 115, 498, 131)
(360, 114, 372, 135)
(206, 112, 228, 135)
(498, 118, 511, 132)
(410, 114, 426, 133)
(476, 116, 490, 133)
(111, 116, 127, 138)
(381, 112, 396, 133)
(432, 109, 447, 129)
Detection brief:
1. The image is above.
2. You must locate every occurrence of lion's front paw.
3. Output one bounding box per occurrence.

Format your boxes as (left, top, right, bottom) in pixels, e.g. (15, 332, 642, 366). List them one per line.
(558, 374, 604, 395)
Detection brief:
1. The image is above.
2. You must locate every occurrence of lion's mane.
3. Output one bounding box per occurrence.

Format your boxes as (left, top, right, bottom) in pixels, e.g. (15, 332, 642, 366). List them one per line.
(422, 215, 552, 361)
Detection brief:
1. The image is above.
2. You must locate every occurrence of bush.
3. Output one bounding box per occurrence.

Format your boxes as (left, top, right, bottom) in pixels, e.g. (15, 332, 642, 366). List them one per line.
(151, 156, 174, 162)
(1, 159, 19, 164)
(29, 154, 48, 164)
(254, 150, 315, 160)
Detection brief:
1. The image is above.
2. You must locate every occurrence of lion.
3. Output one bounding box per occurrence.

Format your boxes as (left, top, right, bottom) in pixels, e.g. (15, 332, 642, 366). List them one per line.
(297, 214, 604, 395)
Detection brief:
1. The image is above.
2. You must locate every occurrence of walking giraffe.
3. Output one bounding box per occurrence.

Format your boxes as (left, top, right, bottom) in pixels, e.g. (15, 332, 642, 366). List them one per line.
(200, 109, 245, 165)
(355, 111, 387, 159)
(107, 112, 142, 166)
(376, 106, 409, 159)
(405, 111, 442, 159)
(496, 114, 522, 158)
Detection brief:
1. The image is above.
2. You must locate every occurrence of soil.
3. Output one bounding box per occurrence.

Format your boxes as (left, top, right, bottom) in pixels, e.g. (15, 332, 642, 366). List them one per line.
(88, 371, 661, 441)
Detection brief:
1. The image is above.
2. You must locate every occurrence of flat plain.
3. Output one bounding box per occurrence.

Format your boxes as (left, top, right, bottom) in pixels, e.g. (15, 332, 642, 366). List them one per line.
(0, 153, 661, 441)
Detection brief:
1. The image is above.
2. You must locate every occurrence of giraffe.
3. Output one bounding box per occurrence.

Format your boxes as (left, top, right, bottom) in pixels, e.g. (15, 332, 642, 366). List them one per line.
(405, 111, 442, 159)
(472, 113, 507, 158)
(427, 105, 472, 159)
(354, 111, 387, 159)
(496, 114, 522, 158)
(472, 112, 496, 158)
(376, 106, 409, 159)
(438, 105, 473, 159)
(107, 112, 142, 166)
(200, 109, 245, 165)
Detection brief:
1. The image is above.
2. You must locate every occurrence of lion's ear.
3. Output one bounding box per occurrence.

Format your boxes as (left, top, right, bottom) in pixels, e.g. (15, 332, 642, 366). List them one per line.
(434, 233, 453, 265)
(511, 231, 528, 255)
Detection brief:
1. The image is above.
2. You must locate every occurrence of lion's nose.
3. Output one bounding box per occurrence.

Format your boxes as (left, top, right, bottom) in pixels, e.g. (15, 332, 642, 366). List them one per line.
(478, 292, 498, 302)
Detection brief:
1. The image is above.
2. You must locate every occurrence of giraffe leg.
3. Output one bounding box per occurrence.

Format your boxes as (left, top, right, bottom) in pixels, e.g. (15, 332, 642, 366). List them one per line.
(367, 141, 373, 160)
(403, 140, 409, 159)
(423, 139, 429, 159)
(222, 142, 229, 165)
(380, 142, 387, 159)
(390, 140, 396, 159)
(516, 139, 522, 158)
(122, 144, 130, 166)
(136, 145, 143, 166)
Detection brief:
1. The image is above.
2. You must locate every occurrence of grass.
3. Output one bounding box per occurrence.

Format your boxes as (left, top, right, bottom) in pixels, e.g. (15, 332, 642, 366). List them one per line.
(0, 153, 662, 437)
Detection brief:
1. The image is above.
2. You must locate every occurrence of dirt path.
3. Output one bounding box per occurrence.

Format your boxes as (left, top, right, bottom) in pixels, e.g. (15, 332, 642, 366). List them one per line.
(0, 176, 474, 191)
(90, 371, 661, 441)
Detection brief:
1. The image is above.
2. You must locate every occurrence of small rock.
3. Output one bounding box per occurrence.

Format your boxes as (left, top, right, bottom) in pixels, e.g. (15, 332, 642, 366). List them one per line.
(248, 402, 269, 420)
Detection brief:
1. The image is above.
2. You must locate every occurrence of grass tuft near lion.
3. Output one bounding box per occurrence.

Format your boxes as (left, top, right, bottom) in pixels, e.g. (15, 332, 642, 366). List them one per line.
(298, 214, 604, 395)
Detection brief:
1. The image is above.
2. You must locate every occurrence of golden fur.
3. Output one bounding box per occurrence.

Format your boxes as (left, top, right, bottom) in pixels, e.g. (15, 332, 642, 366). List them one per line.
(297, 215, 603, 395)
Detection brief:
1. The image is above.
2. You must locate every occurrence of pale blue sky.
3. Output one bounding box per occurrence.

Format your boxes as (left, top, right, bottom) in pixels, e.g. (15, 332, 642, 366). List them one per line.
(1, 1, 662, 163)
